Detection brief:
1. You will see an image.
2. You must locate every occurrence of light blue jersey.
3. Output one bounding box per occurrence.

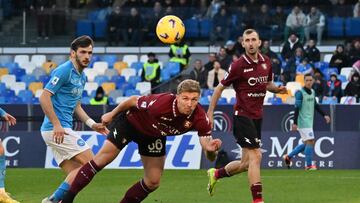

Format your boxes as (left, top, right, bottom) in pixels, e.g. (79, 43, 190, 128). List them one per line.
(0, 107, 6, 117)
(41, 60, 86, 131)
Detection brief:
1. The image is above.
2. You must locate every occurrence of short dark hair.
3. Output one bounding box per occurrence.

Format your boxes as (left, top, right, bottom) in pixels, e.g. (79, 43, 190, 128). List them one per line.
(304, 73, 313, 79)
(71, 35, 94, 51)
(243, 29, 259, 38)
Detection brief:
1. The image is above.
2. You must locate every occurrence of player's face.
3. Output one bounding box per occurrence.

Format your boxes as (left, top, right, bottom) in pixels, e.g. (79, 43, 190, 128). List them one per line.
(176, 92, 200, 115)
(304, 76, 314, 89)
(72, 45, 93, 69)
(242, 32, 261, 55)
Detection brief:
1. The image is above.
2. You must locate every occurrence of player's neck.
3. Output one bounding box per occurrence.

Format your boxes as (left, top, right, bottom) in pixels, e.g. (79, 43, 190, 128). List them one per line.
(71, 58, 84, 73)
(246, 51, 259, 62)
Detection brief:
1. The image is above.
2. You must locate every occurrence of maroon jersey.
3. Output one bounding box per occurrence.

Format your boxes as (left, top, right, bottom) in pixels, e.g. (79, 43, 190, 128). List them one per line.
(126, 93, 212, 137)
(221, 53, 273, 119)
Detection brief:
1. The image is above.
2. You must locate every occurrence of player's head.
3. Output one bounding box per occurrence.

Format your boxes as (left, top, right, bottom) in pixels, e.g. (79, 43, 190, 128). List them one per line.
(242, 29, 261, 56)
(70, 35, 94, 69)
(304, 73, 314, 89)
(176, 79, 201, 115)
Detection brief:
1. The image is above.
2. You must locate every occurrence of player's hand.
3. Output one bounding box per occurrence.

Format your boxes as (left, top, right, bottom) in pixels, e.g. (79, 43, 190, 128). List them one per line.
(207, 111, 214, 129)
(291, 124, 298, 131)
(207, 138, 222, 152)
(324, 115, 331, 124)
(2, 113, 16, 126)
(101, 112, 114, 126)
(53, 124, 68, 144)
(277, 86, 287, 94)
(92, 123, 110, 135)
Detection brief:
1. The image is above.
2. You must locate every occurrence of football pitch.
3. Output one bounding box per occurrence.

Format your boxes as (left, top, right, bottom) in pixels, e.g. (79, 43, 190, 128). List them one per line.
(6, 169, 360, 203)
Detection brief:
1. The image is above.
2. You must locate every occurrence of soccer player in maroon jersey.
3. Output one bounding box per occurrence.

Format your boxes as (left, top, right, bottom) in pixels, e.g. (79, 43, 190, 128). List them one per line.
(61, 79, 222, 202)
(206, 29, 287, 203)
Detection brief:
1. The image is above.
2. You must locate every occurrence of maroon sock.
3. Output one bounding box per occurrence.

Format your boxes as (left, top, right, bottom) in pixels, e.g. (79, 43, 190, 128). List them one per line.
(120, 179, 155, 203)
(69, 160, 102, 194)
(215, 167, 230, 179)
(250, 182, 263, 201)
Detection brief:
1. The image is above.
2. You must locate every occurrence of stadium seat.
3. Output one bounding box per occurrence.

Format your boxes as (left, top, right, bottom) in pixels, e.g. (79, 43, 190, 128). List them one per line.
(276, 89, 292, 103)
(264, 91, 274, 104)
(29, 82, 44, 95)
(18, 90, 33, 103)
(92, 61, 108, 75)
(136, 82, 151, 95)
(121, 68, 137, 81)
(340, 96, 357, 104)
(83, 68, 98, 82)
(31, 55, 46, 68)
(32, 68, 47, 80)
(268, 97, 283, 105)
(285, 96, 296, 104)
(101, 82, 116, 95)
(184, 18, 199, 38)
(111, 75, 126, 88)
(8, 96, 22, 104)
(341, 81, 348, 90)
(217, 97, 227, 105)
(340, 67, 353, 80)
(32, 97, 40, 104)
(221, 88, 236, 103)
(0, 83, 6, 93)
(338, 75, 347, 82)
(39, 75, 50, 84)
(323, 54, 333, 63)
(42, 61, 57, 74)
(322, 97, 337, 104)
(94, 75, 108, 85)
(199, 96, 210, 105)
(0, 68, 9, 78)
(76, 20, 93, 37)
(0, 55, 13, 64)
(295, 74, 305, 86)
(35, 89, 43, 98)
(128, 75, 141, 87)
(345, 17, 360, 37)
(90, 55, 101, 68)
(130, 62, 144, 75)
(286, 82, 302, 96)
(0, 97, 5, 104)
(93, 20, 107, 38)
(14, 55, 29, 67)
(1, 74, 16, 88)
(12, 68, 26, 80)
(21, 75, 36, 86)
(20, 62, 37, 74)
(122, 55, 138, 66)
(4, 62, 19, 72)
(115, 96, 129, 104)
(81, 96, 91, 105)
(88, 10, 99, 21)
(114, 61, 128, 74)
(160, 68, 171, 82)
(10, 82, 26, 95)
(109, 89, 124, 101)
(199, 19, 213, 38)
(50, 55, 67, 65)
(101, 55, 118, 68)
(104, 69, 118, 80)
(2, 89, 15, 98)
(125, 89, 141, 96)
(202, 89, 214, 97)
(327, 17, 344, 37)
(229, 97, 236, 104)
(139, 55, 148, 63)
(166, 62, 180, 76)
(84, 82, 99, 95)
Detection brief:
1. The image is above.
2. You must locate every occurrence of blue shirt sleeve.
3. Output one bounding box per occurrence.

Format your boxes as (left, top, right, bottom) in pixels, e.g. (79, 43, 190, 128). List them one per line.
(294, 90, 303, 108)
(44, 67, 69, 94)
(0, 107, 6, 117)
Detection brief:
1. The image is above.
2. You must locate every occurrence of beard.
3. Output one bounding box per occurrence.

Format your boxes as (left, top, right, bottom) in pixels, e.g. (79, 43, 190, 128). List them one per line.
(75, 55, 89, 69)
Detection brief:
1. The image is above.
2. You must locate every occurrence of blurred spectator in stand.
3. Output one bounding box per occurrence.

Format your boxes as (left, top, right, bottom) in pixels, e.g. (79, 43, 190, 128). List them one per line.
(324, 73, 342, 102)
(349, 39, 360, 65)
(304, 7, 325, 45)
(169, 40, 191, 71)
(209, 6, 231, 45)
(206, 0, 225, 18)
(329, 44, 349, 73)
(261, 39, 281, 81)
(304, 39, 320, 64)
(207, 60, 226, 89)
(123, 7, 143, 46)
(30, 0, 56, 40)
(344, 40, 352, 56)
(175, 0, 193, 20)
(233, 35, 245, 56)
(296, 58, 312, 75)
(193, 0, 210, 19)
(344, 72, 360, 102)
(146, 1, 164, 45)
(225, 40, 236, 56)
(107, 6, 126, 46)
(333, 0, 351, 17)
(218, 46, 232, 71)
(272, 6, 287, 41)
(284, 6, 306, 43)
(233, 5, 253, 37)
(312, 68, 327, 102)
(90, 86, 109, 105)
(189, 59, 208, 88)
(281, 33, 304, 61)
(204, 53, 217, 72)
(284, 47, 305, 82)
(164, 6, 174, 15)
(163, 0, 175, 8)
(255, 4, 273, 40)
(354, 0, 360, 17)
(122, 0, 141, 8)
(141, 52, 161, 90)
(96, 0, 114, 7)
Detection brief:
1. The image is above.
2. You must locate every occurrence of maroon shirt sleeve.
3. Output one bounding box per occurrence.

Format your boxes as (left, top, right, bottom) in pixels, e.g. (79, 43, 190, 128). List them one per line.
(193, 107, 212, 137)
(221, 62, 242, 87)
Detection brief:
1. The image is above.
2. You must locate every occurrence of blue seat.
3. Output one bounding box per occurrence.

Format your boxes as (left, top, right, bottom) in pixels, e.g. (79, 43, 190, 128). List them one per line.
(88, 10, 100, 21)
(327, 17, 344, 37)
(18, 90, 33, 103)
(229, 97, 236, 104)
(338, 75, 347, 82)
(31, 97, 40, 104)
(0, 97, 5, 104)
(184, 19, 199, 38)
(8, 96, 22, 104)
(81, 96, 91, 104)
(160, 68, 171, 82)
(4, 62, 19, 72)
(101, 55, 118, 68)
(125, 89, 140, 96)
(202, 89, 214, 97)
(268, 97, 283, 105)
(199, 96, 210, 105)
(345, 17, 360, 37)
(130, 62, 144, 74)
(21, 75, 37, 86)
(39, 75, 50, 84)
(199, 19, 213, 38)
(82, 90, 88, 97)
(89, 55, 101, 68)
(0, 83, 6, 93)
(76, 20, 93, 37)
(217, 97, 227, 105)
(12, 68, 26, 81)
(166, 62, 180, 76)
(93, 20, 107, 38)
(108, 97, 115, 105)
(322, 97, 338, 104)
(128, 75, 141, 87)
(2, 89, 15, 98)
(94, 75, 108, 85)
(121, 83, 135, 93)
(111, 75, 126, 88)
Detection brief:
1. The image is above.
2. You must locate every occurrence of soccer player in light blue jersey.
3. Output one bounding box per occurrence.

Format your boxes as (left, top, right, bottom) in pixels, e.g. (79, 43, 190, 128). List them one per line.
(0, 107, 18, 203)
(39, 36, 109, 203)
(283, 73, 331, 170)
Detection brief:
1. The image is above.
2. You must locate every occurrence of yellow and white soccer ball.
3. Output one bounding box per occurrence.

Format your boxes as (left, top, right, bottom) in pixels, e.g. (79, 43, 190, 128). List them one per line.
(156, 15, 185, 44)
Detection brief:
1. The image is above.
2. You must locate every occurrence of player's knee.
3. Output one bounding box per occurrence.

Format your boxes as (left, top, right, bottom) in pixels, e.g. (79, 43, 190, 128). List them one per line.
(145, 178, 161, 190)
(0, 144, 4, 155)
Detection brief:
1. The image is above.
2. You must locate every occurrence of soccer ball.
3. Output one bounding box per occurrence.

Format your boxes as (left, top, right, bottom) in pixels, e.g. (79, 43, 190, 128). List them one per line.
(156, 15, 185, 44)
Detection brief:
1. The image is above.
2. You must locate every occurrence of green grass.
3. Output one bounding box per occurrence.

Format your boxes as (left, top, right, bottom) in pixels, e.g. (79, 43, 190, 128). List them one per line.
(5, 169, 360, 203)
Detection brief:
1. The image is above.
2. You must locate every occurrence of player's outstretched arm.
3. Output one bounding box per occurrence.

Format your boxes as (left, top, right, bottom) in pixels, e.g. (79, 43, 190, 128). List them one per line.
(101, 96, 139, 125)
(0, 108, 16, 126)
(199, 136, 222, 162)
(266, 81, 287, 94)
(207, 84, 226, 128)
(74, 102, 109, 135)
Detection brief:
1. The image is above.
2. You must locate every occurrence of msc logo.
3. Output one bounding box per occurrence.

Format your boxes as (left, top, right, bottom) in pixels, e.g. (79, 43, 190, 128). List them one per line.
(248, 76, 269, 86)
(213, 111, 232, 132)
(281, 111, 294, 132)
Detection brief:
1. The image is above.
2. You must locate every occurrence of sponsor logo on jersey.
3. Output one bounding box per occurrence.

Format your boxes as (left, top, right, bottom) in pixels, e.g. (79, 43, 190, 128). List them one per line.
(247, 92, 266, 97)
(244, 68, 254, 73)
(248, 76, 269, 86)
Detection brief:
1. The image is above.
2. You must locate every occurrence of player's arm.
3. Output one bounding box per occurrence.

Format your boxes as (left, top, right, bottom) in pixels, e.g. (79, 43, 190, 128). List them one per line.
(101, 95, 139, 125)
(266, 81, 287, 94)
(314, 101, 331, 124)
(0, 107, 16, 126)
(207, 84, 226, 127)
(199, 136, 222, 162)
(74, 102, 109, 135)
(292, 91, 303, 131)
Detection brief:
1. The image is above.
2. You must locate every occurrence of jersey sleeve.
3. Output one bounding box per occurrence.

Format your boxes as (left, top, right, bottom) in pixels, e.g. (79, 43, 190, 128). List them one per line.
(194, 109, 212, 137)
(220, 62, 241, 87)
(294, 90, 303, 108)
(0, 107, 6, 117)
(136, 94, 164, 111)
(44, 67, 69, 94)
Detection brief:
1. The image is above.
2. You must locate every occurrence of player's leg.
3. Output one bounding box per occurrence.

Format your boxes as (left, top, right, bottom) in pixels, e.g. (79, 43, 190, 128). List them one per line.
(283, 137, 306, 169)
(0, 140, 19, 203)
(120, 155, 165, 203)
(298, 128, 317, 170)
